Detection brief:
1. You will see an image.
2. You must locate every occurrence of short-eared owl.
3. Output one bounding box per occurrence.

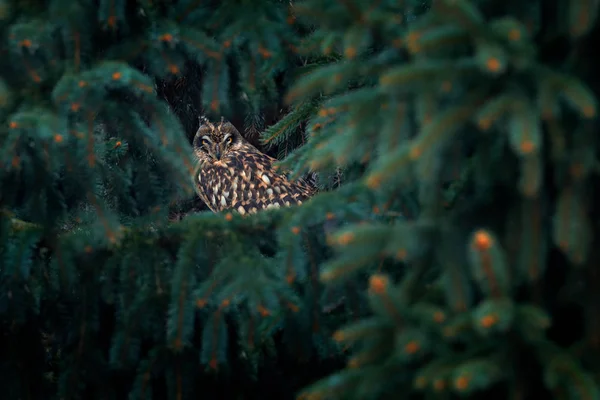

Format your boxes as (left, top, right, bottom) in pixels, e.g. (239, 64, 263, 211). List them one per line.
(192, 116, 315, 215)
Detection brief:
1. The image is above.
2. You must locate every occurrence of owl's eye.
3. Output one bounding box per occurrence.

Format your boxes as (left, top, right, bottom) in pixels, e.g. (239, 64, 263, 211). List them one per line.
(225, 137, 233, 145)
(202, 139, 211, 147)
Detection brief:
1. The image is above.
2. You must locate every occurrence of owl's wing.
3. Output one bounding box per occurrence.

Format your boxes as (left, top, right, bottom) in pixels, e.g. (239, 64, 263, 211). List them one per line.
(228, 147, 316, 215)
(194, 160, 219, 212)
(262, 152, 317, 193)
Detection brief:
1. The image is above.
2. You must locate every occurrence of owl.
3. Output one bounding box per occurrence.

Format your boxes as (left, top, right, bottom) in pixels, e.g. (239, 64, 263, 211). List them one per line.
(192, 116, 316, 215)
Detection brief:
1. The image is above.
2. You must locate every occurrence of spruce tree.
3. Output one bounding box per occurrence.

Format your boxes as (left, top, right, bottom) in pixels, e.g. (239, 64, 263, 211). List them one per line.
(1, 0, 600, 399)
(291, 1, 600, 399)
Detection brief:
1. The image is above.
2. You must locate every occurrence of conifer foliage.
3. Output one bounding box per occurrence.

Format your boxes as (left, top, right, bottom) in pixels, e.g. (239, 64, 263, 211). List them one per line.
(286, 0, 600, 399)
(1, 0, 600, 399)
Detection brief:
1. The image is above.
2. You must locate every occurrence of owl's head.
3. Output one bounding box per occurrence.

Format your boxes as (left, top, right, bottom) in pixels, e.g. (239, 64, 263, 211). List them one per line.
(192, 116, 244, 163)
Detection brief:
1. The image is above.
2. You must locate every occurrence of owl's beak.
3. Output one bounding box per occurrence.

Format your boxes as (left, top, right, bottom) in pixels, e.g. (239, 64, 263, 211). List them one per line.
(212, 144, 221, 160)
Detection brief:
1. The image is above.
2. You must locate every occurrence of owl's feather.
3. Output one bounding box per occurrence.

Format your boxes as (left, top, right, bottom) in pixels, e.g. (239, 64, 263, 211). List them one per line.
(193, 117, 315, 215)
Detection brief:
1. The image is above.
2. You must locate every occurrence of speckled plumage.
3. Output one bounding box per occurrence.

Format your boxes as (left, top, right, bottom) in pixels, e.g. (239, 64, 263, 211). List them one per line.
(192, 116, 315, 215)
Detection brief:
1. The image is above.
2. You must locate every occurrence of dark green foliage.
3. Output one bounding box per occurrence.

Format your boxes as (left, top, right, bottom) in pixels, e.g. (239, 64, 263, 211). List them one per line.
(2, 0, 600, 399)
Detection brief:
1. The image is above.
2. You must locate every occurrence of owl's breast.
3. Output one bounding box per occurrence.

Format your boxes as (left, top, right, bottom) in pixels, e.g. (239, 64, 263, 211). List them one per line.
(196, 156, 251, 211)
